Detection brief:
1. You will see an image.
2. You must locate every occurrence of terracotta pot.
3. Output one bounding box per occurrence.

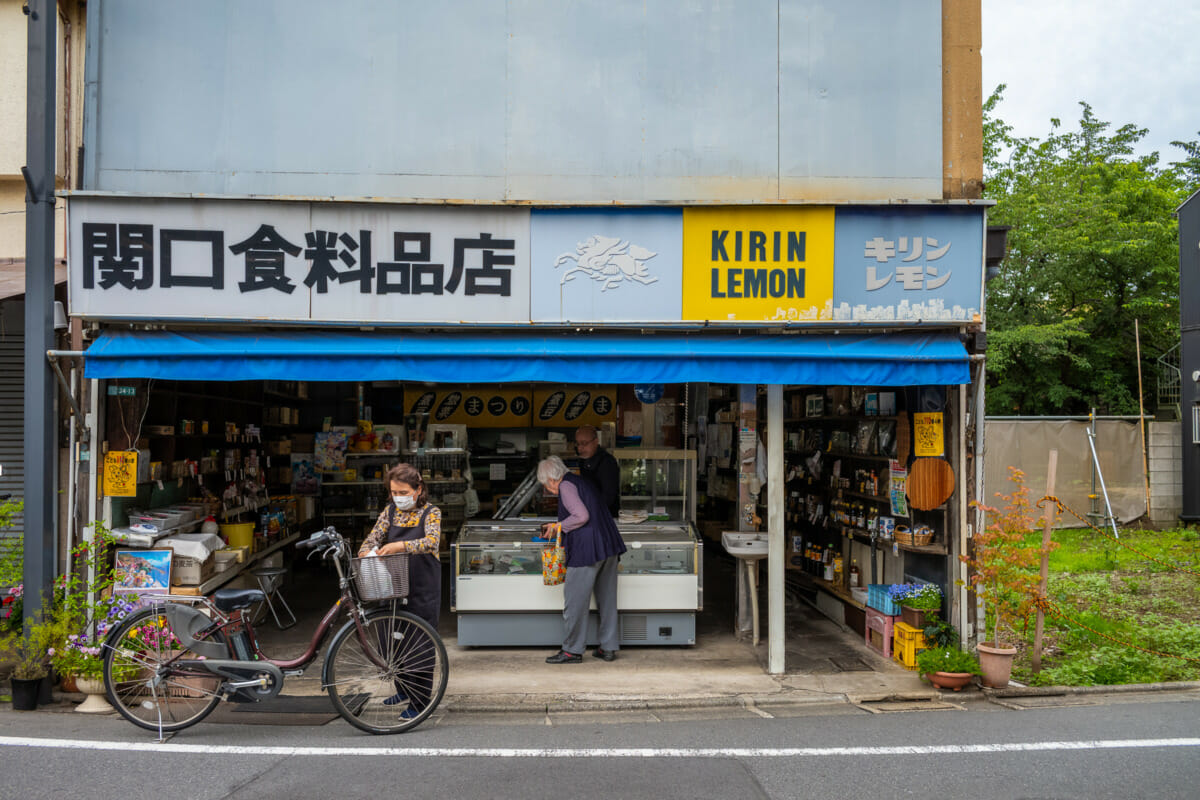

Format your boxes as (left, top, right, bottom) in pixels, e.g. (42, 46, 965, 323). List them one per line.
(927, 671, 974, 692)
(59, 673, 79, 694)
(74, 677, 115, 714)
(977, 642, 1018, 688)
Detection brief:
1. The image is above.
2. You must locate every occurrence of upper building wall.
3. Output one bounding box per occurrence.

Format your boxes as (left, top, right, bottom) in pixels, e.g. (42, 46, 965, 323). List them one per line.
(85, 0, 977, 204)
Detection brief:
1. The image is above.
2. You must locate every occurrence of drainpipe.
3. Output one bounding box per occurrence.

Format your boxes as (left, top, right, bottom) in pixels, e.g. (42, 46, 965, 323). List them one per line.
(23, 0, 58, 621)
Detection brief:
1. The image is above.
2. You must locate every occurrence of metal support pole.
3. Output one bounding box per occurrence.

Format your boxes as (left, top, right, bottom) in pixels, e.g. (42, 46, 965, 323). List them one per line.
(767, 384, 785, 675)
(22, 0, 58, 620)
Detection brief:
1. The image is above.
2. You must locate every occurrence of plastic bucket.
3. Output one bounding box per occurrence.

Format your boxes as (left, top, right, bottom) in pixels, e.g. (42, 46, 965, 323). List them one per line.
(220, 522, 255, 549)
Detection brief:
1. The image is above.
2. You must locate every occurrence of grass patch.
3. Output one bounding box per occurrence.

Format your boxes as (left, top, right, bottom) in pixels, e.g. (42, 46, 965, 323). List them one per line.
(1010, 525, 1200, 686)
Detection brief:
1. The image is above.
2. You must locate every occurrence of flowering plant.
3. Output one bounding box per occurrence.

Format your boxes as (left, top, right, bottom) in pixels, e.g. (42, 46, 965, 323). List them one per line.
(2, 584, 23, 634)
(49, 597, 143, 681)
(888, 582, 943, 611)
(916, 645, 981, 676)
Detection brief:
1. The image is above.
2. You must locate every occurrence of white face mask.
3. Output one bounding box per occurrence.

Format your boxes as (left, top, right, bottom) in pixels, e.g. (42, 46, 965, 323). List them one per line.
(393, 495, 415, 511)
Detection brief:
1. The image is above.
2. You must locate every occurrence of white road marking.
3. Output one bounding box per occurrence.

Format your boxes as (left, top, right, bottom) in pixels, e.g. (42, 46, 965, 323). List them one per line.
(1, 736, 1199, 758)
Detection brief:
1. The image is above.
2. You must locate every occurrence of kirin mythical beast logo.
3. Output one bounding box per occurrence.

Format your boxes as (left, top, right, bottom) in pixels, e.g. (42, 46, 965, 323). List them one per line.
(554, 235, 659, 291)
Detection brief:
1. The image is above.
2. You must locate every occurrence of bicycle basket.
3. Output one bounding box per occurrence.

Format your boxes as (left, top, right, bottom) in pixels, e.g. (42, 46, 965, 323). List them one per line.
(352, 552, 410, 601)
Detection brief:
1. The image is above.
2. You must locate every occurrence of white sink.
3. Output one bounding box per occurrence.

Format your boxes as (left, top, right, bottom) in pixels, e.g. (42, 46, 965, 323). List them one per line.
(721, 531, 768, 559)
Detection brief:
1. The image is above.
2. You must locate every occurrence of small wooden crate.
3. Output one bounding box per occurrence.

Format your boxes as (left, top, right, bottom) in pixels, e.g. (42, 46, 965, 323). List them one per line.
(865, 607, 898, 658)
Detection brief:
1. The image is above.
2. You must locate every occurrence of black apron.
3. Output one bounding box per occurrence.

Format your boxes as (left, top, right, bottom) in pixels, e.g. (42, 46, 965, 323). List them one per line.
(384, 504, 441, 630)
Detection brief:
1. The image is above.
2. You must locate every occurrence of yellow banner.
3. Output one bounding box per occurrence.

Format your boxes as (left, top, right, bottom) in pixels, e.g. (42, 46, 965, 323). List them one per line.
(403, 387, 533, 427)
(681, 207, 835, 322)
(912, 412, 945, 457)
(532, 387, 618, 427)
(103, 451, 139, 497)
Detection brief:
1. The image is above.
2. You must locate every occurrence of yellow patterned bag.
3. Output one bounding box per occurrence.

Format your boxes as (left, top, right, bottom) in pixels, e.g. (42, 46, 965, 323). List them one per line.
(541, 523, 566, 586)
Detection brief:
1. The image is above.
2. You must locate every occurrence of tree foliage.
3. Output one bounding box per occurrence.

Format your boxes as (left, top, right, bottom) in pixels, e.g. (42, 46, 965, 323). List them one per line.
(983, 87, 1195, 415)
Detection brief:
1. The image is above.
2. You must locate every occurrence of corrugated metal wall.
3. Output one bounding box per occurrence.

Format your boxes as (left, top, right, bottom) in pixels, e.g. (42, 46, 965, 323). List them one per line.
(0, 300, 24, 543)
(84, 0, 944, 203)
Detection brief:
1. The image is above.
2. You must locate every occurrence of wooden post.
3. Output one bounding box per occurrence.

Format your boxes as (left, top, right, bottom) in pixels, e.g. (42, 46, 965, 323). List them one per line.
(1032, 449, 1058, 673)
(1135, 319, 1151, 515)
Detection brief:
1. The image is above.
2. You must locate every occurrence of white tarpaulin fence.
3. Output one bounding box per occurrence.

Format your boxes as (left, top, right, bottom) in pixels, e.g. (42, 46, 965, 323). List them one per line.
(984, 419, 1146, 525)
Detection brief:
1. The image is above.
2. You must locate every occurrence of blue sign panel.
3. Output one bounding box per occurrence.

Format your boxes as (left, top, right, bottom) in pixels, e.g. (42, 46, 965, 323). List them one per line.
(832, 208, 984, 322)
(531, 209, 683, 322)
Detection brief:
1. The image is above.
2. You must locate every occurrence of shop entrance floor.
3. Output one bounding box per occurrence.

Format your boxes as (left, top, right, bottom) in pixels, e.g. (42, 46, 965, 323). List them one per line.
(254, 545, 931, 712)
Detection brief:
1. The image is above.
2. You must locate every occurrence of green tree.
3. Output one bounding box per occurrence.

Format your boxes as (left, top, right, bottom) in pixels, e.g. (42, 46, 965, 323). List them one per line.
(983, 86, 1193, 415)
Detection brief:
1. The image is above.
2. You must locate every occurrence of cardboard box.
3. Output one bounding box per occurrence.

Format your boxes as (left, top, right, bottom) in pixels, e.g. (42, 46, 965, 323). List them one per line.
(268, 440, 292, 456)
(171, 554, 216, 586)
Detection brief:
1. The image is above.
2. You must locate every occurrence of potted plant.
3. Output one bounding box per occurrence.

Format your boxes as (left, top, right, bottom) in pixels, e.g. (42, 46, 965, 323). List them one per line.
(889, 583, 942, 629)
(1, 621, 52, 710)
(916, 645, 981, 691)
(962, 467, 1055, 688)
(46, 528, 130, 712)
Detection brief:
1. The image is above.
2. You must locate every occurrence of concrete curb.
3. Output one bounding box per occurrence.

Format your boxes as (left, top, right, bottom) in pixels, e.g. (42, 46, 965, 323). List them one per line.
(442, 689, 853, 715)
(983, 680, 1200, 699)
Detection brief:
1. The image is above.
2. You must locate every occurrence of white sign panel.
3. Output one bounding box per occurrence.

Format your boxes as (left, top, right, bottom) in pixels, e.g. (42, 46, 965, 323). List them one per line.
(69, 197, 531, 324)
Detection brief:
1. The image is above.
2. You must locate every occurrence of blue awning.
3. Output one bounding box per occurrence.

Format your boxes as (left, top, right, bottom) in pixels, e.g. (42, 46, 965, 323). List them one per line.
(83, 330, 970, 386)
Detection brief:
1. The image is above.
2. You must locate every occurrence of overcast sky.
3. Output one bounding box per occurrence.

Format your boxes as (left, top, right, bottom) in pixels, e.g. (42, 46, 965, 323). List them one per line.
(981, 0, 1200, 164)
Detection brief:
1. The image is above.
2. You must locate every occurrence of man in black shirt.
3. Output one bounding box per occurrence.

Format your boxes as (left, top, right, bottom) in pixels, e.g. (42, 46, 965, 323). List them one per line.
(574, 425, 620, 518)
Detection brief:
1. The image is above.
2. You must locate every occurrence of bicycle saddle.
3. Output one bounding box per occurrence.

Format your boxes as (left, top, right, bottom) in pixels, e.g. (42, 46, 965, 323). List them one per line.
(212, 587, 266, 612)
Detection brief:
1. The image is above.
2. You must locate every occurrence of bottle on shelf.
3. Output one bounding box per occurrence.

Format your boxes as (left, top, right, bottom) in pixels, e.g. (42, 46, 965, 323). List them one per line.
(850, 558, 861, 588)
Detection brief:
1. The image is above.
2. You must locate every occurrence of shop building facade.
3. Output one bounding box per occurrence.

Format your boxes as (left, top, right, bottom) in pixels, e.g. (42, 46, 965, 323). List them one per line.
(62, 0, 987, 675)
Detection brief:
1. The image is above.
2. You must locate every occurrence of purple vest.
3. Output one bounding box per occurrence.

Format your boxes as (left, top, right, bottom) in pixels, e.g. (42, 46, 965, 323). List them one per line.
(557, 472, 627, 568)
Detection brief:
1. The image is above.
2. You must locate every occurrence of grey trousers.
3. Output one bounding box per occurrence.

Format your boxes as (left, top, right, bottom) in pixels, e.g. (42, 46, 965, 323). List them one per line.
(562, 555, 620, 655)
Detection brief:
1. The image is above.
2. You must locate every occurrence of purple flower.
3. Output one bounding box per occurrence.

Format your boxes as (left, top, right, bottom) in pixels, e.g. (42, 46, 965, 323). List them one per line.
(47, 647, 56, 656)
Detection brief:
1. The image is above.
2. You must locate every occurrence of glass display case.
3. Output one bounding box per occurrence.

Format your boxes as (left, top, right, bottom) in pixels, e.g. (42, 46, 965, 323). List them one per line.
(613, 448, 697, 523)
(452, 518, 702, 646)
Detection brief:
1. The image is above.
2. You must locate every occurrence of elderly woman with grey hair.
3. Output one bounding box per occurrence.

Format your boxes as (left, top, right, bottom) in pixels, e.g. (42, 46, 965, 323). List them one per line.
(536, 455, 627, 663)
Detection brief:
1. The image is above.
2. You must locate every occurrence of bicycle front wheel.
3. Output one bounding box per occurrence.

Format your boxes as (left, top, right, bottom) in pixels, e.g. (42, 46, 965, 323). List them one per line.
(103, 605, 226, 733)
(323, 606, 448, 734)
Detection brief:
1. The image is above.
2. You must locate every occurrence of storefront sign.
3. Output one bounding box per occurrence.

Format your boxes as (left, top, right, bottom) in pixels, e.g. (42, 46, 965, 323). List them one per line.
(69, 197, 530, 324)
(403, 387, 533, 427)
(69, 196, 983, 327)
(530, 209, 683, 322)
(103, 451, 139, 497)
(680, 207, 836, 322)
(531, 387, 617, 427)
(832, 208, 984, 322)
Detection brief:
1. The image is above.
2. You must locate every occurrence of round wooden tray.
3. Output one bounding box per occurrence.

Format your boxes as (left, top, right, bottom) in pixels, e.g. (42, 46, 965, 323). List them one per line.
(906, 457, 955, 510)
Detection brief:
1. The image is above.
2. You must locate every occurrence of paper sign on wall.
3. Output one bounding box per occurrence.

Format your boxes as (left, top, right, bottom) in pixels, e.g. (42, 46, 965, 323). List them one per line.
(912, 412, 945, 457)
(103, 451, 139, 497)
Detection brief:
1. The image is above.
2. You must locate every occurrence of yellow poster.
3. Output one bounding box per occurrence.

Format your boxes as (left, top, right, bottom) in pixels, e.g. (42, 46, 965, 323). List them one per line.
(403, 387, 533, 428)
(681, 207, 836, 322)
(532, 386, 618, 427)
(912, 412, 945, 457)
(103, 450, 139, 497)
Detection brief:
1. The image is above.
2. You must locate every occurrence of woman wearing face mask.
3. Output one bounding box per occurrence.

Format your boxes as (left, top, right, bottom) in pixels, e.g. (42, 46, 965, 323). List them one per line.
(357, 463, 442, 718)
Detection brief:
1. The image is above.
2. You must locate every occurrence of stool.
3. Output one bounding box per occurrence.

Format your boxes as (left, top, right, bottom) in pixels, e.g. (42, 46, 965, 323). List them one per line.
(251, 567, 297, 630)
(864, 606, 897, 658)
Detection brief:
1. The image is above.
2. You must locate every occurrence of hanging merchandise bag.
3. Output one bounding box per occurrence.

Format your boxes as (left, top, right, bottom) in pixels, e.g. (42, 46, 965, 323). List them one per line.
(541, 523, 566, 586)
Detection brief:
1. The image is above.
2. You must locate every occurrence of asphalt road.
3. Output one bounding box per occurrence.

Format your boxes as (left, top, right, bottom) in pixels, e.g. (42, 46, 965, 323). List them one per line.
(2, 691, 1199, 800)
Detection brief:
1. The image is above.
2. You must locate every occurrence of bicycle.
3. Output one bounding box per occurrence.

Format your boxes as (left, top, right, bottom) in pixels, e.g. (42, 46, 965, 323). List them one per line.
(101, 526, 448, 736)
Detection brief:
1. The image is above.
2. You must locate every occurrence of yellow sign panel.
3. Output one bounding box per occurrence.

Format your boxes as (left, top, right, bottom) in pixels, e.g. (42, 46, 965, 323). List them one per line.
(912, 412, 945, 457)
(103, 450, 139, 497)
(681, 207, 835, 322)
(403, 387, 533, 428)
(532, 387, 617, 428)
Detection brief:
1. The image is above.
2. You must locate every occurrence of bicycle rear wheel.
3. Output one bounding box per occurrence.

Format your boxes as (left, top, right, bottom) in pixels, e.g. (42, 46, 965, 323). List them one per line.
(323, 605, 448, 734)
(103, 605, 227, 733)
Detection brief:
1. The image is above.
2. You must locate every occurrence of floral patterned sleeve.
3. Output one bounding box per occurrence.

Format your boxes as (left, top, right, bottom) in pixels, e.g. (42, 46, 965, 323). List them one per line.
(359, 506, 393, 554)
(405, 506, 442, 555)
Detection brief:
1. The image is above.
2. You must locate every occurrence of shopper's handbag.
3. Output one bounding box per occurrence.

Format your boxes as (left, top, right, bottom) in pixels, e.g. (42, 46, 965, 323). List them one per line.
(541, 523, 566, 586)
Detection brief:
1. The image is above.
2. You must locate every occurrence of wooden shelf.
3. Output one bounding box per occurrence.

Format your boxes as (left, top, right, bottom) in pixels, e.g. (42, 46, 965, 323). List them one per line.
(812, 577, 865, 609)
(785, 415, 901, 423)
(840, 529, 948, 555)
(170, 532, 301, 596)
(825, 451, 894, 463)
(838, 489, 892, 504)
